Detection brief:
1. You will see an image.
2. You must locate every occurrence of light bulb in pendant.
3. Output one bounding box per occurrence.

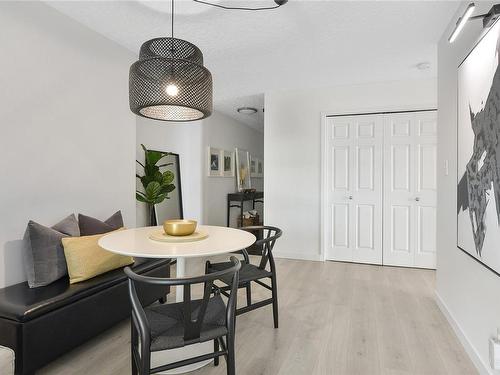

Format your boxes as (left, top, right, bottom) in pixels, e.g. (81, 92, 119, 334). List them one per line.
(166, 84, 179, 97)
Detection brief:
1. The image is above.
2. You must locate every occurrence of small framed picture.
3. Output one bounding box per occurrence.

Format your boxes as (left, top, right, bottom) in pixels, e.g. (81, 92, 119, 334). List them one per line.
(250, 157, 257, 176)
(250, 157, 263, 178)
(221, 150, 235, 177)
(257, 159, 264, 177)
(207, 147, 221, 177)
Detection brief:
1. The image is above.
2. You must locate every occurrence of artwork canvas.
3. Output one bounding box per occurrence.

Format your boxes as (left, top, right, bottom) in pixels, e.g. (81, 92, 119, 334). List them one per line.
(222, 150, 235, 177)
(250, 157, 257, 177)
(235, 148, 251, 191)
(250, 157, 263, 178)
(207, 147, 221, 177)
(457, 20, 500, 275)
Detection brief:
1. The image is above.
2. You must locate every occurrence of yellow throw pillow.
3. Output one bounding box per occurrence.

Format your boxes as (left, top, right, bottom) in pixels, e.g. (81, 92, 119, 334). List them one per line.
(62, 229, 134, 284)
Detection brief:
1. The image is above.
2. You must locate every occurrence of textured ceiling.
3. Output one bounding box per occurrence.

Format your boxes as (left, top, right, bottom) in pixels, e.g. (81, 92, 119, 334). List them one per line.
(45, 0, 460, 131)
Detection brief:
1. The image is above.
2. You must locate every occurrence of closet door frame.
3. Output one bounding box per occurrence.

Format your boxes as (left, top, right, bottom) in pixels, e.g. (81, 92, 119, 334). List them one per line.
(320, 108, 437, 268)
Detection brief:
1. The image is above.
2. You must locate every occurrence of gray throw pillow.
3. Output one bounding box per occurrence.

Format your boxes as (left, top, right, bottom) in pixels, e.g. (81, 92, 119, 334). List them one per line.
(78, 211, 124, 236)
(24, 214, 80, 288)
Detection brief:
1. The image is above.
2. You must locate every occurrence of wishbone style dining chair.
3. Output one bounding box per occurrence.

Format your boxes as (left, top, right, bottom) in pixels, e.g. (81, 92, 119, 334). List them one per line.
(125, 256, 241, 375)
(205, 226, 283, 328)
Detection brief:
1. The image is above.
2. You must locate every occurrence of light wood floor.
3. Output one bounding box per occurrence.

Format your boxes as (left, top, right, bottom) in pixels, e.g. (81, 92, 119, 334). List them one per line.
(38, 259, 477, 375)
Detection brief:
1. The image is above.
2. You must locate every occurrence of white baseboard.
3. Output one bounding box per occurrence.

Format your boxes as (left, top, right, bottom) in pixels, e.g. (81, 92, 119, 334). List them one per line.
(435, 292, 490, 375)
(273, 251, 322, 262)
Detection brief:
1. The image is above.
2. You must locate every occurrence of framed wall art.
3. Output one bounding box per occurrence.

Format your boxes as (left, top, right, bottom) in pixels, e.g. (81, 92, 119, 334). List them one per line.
(207, 147, 221, 177)
(457, 19, 500, 275)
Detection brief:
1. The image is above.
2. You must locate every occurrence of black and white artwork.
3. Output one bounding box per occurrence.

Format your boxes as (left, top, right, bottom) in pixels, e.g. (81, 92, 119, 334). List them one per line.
(222, 150, 234, 177)
(207, 147, 221, 177)
(457, 20, 500, 274)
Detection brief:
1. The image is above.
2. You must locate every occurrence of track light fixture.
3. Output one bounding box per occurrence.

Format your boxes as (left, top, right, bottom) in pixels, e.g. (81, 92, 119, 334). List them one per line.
(449, 3, 500, 43)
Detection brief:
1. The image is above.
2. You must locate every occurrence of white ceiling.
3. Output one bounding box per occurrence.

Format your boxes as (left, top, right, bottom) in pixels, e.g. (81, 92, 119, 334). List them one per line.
(45, 0, 460, 131)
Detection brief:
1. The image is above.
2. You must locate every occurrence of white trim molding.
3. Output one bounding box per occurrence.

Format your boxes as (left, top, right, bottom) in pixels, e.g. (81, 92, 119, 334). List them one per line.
(435, 292, 490, 375)
(273, 251, 322, 262)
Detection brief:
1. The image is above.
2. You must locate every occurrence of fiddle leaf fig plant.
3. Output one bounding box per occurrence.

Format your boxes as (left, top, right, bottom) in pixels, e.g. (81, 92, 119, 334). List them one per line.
(136, 144, 176, 209)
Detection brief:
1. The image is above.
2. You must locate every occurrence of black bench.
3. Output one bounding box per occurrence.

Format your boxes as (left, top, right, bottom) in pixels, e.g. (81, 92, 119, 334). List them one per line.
(0, 258, 171, 375)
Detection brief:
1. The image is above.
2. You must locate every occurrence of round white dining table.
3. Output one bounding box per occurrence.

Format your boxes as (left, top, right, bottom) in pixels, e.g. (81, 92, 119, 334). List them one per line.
(98, 225, 256, 374)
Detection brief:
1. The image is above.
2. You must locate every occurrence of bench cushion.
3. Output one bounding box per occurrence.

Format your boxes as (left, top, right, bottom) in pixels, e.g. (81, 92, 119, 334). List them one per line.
(0, 258, 169, 322)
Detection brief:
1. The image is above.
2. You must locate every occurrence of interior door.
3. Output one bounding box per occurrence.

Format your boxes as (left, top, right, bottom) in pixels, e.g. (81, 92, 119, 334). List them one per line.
(383, 111, 437, 268)
(326, 115, 383, 265)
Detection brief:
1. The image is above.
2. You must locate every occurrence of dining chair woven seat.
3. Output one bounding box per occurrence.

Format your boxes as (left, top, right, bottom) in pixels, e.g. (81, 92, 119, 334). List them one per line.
(207, 262, 272, 285)
(146, 294, 227, 351)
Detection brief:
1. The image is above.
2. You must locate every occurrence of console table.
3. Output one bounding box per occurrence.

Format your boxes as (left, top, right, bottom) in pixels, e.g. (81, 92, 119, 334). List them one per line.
(226, 191, 264, 227)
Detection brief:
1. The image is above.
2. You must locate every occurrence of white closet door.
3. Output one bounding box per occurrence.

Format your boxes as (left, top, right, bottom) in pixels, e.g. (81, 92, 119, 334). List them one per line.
(326, 115, 383, 265)
(383, 111, 437, 268)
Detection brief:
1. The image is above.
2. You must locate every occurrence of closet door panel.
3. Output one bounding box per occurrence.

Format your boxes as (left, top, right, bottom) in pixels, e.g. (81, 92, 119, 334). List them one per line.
(383, 111, 437, 269)
(327, 115, 382, 264)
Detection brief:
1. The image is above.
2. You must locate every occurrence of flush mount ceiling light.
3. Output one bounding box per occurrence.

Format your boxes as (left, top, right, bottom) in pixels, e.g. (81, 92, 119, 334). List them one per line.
(449, 3, 500, 43)
(129, 0, 212, 122)
(193, 0, 287, 11)
(237, 107, 258, 114)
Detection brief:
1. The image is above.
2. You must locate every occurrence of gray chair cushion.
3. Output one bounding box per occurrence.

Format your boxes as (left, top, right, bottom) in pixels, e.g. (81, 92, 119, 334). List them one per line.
(145, 294, 227, 351)
(24, 214, 80, 288)
(208, 262, 272, 285)
(78, 211, 123, 236)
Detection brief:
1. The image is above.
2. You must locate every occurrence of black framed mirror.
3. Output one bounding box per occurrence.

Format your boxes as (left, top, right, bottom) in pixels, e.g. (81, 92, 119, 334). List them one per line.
(154, 151, 184, 224)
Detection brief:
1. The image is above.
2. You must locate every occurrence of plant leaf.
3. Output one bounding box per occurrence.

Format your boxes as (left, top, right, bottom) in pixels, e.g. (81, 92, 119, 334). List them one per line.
(145, 164, 160, 177)
(153, 193, 167, 205)
(154, 171, 163, 183)
(161, 184, 175, 194)
(162, 170, 175, 185)
(145, 181, 161, 200)
(146, 150, 167, 166)
(136, 192, 149, 203)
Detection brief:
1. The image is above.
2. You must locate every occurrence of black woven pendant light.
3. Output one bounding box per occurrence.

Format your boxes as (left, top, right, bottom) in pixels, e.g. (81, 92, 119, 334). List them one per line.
(129, 0, 212, 122)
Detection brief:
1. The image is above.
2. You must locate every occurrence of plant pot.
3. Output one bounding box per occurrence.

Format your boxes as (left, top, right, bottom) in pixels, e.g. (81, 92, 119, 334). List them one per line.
(149, 205, 157, 226)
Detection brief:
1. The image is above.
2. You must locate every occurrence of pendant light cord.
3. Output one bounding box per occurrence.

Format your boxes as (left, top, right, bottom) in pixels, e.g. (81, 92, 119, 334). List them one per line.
(170, 0, 175, 58)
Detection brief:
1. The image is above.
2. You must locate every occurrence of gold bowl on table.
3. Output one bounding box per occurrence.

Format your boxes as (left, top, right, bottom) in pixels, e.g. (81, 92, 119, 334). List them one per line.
(163, 219, 197, 236)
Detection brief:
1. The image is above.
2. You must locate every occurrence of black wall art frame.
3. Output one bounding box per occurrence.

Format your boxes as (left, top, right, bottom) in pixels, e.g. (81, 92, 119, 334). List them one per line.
(457, 18, 500, 276)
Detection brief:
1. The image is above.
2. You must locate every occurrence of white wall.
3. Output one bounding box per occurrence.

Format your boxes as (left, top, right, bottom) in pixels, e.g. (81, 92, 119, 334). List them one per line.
(436, 2, 500, 373)
(0, 2, 137, 287)
(136, 111, 263, 228)
(136, 117, 203, 227)
(202, 112, 264, 227)
(264, 79, 437, 260)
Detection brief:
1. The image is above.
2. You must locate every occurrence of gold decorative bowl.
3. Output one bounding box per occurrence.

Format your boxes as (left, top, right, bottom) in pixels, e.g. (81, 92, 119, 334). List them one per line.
(163, 219, 197, 236)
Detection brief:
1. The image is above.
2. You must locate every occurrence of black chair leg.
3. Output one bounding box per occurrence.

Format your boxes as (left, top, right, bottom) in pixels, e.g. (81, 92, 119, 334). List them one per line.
(246, 282, 252, 307)
(214, 338, 220, 366)
(271, 275, 279, 329)
(226, 333, 236, 375)
(131, 325, 138, 375)
(140, 338, 151, 375)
